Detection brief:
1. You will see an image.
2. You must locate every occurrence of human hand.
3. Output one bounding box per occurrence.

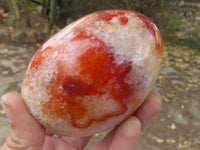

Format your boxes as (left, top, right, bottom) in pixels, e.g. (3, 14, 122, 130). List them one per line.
(0, 90, 161, 150)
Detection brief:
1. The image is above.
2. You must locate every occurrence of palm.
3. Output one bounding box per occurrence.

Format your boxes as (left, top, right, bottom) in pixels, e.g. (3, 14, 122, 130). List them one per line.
(43, 135, 91, 150)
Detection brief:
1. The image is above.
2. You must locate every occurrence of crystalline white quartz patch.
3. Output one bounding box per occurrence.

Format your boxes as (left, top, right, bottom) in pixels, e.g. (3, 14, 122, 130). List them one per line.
(94, 14, 154, 67)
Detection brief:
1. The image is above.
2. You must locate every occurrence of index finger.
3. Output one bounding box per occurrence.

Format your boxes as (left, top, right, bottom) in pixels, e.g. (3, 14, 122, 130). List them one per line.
(134, 90, 162, 129)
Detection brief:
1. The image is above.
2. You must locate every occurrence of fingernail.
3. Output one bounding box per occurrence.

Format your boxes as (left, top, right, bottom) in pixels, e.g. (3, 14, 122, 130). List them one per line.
(1, 94, 12, 117)
(151, 90, 162, 110)
(151, 90, 162, 99)
(1, 95, 10, 110)
(1, 95, 14, 126)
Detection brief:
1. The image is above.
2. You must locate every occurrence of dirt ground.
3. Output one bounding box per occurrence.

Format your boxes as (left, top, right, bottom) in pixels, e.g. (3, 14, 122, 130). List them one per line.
(0, 42, 199, 149)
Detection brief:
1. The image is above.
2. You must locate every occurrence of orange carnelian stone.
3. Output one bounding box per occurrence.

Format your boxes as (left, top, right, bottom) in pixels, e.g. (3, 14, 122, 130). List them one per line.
(21, 10, 163, 136)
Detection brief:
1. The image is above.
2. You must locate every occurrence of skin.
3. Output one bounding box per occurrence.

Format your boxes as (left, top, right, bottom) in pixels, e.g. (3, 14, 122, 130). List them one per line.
(0, 90, 161, 150)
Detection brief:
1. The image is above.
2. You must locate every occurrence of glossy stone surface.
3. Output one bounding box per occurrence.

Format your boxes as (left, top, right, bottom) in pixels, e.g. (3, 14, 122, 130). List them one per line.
(21, 10, 163, 136)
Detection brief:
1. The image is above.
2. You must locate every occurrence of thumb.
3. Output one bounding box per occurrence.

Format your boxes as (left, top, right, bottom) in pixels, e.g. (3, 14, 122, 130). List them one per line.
(0, 93, 45, 150)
